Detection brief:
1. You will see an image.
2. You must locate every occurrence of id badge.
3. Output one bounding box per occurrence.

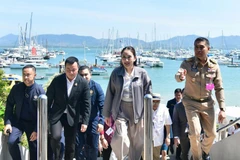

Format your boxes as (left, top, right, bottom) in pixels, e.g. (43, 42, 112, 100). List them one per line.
(106, 127, 114, 136)
(206, 78, 214, 90)
(206, 83, 214, 90)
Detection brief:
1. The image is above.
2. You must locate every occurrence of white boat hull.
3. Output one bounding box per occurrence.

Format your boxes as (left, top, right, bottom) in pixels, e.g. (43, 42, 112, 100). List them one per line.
(10, 63, 49, 69)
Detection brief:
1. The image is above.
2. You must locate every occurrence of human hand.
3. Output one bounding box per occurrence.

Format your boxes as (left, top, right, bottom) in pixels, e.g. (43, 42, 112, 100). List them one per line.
(98, 139, 103, 154)
(101, 138, 109, 149)
(165, 137, 171, 146)
(97, 124, 104, 133)
(30, 132, 37, 141)
(218, 110, 226, 123)
(80, 124, 88, 132)
(3, 124, 12, 135)
(174, 137, 180, 147)
(178, 68, 187, 80)
(105, 117, 111, 126)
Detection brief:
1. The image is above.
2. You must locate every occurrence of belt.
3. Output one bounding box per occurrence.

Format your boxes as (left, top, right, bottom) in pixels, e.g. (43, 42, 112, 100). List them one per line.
(185, 95, 211, 103)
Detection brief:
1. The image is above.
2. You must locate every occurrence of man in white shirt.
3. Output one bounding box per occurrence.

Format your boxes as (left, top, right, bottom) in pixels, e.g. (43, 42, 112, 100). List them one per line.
(152, 93, 172, 160)
(227, 120, 235, 136)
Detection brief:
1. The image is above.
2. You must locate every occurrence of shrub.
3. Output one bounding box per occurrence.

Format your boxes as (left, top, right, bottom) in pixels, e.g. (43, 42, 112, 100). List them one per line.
(0, 70, 10, 131)
(0, 69, 28, 148)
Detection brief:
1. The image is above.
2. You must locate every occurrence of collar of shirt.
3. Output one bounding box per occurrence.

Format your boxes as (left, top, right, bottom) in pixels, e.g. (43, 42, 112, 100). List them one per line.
(124, 68, 134, 78)
(25, 82, 36, 92)
(195, 56, 209, 67)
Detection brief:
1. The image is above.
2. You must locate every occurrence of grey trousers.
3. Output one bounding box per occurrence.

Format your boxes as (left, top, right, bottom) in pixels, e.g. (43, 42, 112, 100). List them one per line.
(111, 101, 144, 160)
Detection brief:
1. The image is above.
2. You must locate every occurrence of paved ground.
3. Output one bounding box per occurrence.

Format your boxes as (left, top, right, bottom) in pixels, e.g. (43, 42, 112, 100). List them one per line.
(96, 154, 176, 160)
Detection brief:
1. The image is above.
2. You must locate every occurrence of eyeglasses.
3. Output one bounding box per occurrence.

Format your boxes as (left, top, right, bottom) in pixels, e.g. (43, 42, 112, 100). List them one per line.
(25, 93, 29, 98)
(25, 88, 29, 98)
(153, 101, 160, 105)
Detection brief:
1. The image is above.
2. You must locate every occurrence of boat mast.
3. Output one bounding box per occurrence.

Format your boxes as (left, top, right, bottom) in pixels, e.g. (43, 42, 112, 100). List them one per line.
(29, 12, 33, 51)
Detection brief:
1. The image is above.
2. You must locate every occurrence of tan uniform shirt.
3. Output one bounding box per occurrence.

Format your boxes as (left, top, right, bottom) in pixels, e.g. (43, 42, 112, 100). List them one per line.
(175, 56, 225, 110)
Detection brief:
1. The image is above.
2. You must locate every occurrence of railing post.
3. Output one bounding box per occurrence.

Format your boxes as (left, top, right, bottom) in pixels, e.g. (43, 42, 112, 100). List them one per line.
(218, 131, 222, 141)
(143, 94, 153, 160)
(37, 94, 48, 160)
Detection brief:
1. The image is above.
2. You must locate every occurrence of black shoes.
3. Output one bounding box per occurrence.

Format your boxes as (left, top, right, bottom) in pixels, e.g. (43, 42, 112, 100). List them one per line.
(202, 151, 210, 160)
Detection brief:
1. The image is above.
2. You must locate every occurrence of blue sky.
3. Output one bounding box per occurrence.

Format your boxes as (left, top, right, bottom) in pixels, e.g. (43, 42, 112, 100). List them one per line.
(0, 0, 240, 40)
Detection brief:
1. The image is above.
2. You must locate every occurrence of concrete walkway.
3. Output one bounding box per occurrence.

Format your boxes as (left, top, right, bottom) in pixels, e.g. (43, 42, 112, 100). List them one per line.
(97, 154, 176, 160)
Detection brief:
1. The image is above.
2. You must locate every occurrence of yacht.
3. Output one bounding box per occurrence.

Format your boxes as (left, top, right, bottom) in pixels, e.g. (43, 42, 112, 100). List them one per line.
(10, 62, 49, 69)
(91, 66, 108, 76)
(2, 74, 22, 88)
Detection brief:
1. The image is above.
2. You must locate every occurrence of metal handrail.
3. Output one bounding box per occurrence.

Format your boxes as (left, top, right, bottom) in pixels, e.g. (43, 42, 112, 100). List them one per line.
(37, 94, 48, 160)
(143, 94, 153, 160)
(216, 117, 240, 141)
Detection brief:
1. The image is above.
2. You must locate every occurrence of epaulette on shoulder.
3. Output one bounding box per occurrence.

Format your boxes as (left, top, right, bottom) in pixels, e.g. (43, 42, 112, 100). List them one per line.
(186, 57, 194, 62)
(209, 58, 217, 64)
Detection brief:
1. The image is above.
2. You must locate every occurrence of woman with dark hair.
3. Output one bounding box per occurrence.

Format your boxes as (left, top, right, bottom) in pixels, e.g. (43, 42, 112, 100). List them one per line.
(103, 46, 152, 160)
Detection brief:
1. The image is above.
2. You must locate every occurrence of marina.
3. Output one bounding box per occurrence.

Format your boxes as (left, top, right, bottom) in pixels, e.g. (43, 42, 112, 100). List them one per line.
(0, 47, 240, 108)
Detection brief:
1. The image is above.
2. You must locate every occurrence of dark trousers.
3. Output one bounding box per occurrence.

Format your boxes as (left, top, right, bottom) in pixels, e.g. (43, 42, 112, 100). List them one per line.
(176, 144, 182, 159)
(8, 120, 37, 160)
(48, 136, 65, 160)
(50, 114, 77, 160)
(102, 145, 112, 160)
(180, 137, 191, 160)
(75, 127, 99, 160)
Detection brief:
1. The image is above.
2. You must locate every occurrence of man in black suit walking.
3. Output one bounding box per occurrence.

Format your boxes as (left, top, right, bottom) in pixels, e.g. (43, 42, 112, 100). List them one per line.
(166, 88, 182, 159)
(173, 101, 191, 160)
(47, 56, 91, 160)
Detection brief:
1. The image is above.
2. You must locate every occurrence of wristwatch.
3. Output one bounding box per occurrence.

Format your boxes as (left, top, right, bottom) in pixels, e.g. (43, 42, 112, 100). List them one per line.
(220, 108, 225, 112)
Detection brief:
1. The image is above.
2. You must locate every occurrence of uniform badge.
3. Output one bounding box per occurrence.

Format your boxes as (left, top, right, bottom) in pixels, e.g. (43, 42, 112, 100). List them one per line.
(90, 90, 93, 96)
(191, 64, 198, 72)
(33, 95, 38, 101)
(208, 68, 215, 72)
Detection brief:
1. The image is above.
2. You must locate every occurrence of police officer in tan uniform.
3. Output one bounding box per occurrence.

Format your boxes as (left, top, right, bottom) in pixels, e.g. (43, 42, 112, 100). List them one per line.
(175, 37, 226, 160)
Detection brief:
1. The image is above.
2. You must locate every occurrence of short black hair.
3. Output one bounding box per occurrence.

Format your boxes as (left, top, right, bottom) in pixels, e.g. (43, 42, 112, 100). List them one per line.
(65, 56, 79, 67)
(22, 65, 36, 72)
(174, 88, 182, 94)
(79, 65, 91, 73)
(194, 37, 210, 47)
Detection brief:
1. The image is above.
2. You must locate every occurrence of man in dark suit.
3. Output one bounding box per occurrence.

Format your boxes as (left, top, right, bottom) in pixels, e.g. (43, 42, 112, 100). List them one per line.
(75, 65, 105, 160)
(173, 102, 191, 160)
(47, 56, 91, 160)
(4, 65, 45, 160)
(166, 88, 182, 159)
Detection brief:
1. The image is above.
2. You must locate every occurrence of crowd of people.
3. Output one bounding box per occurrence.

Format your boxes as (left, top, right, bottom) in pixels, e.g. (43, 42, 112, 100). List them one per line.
(3, 37, 232, 160)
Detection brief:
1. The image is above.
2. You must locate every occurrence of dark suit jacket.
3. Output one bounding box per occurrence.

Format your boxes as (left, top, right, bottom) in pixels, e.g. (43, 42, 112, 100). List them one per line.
(4, 82, 45, 131)
(166, 98, 177, 120)
(87, 79, 105, 133)
(47, 73, 91, 126)
(172, 102, 188, 138)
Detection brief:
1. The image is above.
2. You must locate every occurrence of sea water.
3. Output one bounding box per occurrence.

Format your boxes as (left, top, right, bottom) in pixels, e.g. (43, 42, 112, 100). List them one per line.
(1, 47, 240, 108)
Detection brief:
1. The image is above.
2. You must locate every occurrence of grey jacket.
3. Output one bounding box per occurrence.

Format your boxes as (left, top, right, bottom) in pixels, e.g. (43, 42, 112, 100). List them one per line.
(103, 66, 152, 124)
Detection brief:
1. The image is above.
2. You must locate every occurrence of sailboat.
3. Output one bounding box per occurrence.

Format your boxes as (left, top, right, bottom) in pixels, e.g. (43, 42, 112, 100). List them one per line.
(81, 42, 108, 76)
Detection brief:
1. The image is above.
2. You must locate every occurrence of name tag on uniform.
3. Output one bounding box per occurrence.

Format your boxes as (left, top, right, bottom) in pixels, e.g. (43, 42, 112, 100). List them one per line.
(106, 127, 114, 136)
